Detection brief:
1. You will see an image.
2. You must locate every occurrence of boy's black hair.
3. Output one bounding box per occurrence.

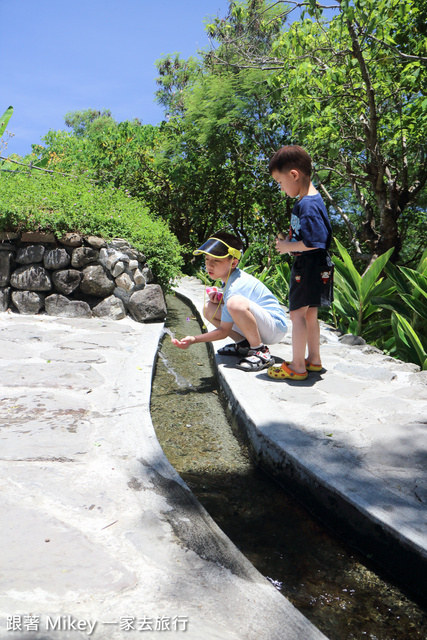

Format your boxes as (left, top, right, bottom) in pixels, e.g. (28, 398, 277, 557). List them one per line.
(268, 145, 312, 177)
(211, 230, 244, 255)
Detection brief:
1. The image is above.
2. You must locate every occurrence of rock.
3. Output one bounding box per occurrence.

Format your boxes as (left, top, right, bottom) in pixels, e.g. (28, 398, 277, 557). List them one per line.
(80, 265, 115, 298)
(0, 287, 10, 311)
(127, 284, 167, 323)
(339, 334, 367, 346)
(133, 268, 146, 286)
(43, 247, 71, 270)
(98, 248, 130, 272)
(85, 235, 107, 249)
(45, 294, 92, 318)
(20, 231, 55, 243)
(58, 232, 83, 247)
(114, 280, 146, 306)
(0, 232, 19, 241)
(109, 238, 130, 251)
(108, 238, 144, 262)
(0, 234, 160, 323)
(16, 245, 45, 265)
(141, 266, 154, 284)
(0, 252, 14, 286)
(111, 261, 125, 277)
(0, 243, 17, 252)
(71, 247, 99, 268)
(92, 295, 127, 320)
(52, 269, 83, 295)
(115, 272, 134, 293)
(11, 290, 45, 315)
(10, 265, 52, 292)
(113, 287, 132, 306)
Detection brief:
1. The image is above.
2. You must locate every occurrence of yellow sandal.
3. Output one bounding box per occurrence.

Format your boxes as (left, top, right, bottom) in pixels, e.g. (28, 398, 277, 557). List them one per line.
(284, 359, 323, 372)
(267, 362, 308, 380)
(305, 360, 322, 372)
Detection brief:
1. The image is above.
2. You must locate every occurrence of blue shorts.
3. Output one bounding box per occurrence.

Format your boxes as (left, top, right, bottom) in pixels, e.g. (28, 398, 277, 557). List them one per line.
(289, 250, 334, 311)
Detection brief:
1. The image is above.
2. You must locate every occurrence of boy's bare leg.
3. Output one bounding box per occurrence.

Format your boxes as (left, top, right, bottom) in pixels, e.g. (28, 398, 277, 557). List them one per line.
(203, 300, 246, 343)
(226, 295, 263, 348)
(289, 306, 309, 373)
(205, 296, 262, 347)
(306, 306, 321, 365)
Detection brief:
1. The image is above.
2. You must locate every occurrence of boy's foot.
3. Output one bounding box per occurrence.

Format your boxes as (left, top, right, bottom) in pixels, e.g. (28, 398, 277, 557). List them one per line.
(284, 359, 323, 372)
(218, 339, 250, 357)
(235, 345, 274, 372)
(267, 362, 308, 380)
(305, 359, 322, 372)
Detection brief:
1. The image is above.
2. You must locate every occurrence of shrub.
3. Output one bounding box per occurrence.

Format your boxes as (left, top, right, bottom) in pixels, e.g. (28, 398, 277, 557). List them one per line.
(0, 172, 183, 289)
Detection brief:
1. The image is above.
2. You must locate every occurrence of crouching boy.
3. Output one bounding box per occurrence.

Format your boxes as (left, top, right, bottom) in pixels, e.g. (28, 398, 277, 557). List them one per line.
(171, 231, 288, 372)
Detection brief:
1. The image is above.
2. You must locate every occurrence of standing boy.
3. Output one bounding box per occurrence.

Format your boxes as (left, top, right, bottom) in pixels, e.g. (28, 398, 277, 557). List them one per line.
(171, 231, 288, 372)
(267, 145, 333, 381)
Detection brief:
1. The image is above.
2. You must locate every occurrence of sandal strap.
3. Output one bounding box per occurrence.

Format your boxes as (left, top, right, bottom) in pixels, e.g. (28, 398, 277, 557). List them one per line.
(218, 341, 250, 356)
(247, 348, 272, 364)
(235, 347, 275, 371)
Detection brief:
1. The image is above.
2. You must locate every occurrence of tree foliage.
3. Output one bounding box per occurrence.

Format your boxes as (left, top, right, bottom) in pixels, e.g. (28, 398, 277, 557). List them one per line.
(206, 0, 427, 263)
(25, 0, 426, 269)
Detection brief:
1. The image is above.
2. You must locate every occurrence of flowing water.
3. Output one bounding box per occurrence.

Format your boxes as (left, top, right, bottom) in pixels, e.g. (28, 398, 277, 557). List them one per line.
(150, 294, 427, 640)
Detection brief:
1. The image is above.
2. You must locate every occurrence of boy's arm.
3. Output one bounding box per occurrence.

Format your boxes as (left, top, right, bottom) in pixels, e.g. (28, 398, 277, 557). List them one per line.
(276, 236, 317, 255)
(171, 321, 233, 350)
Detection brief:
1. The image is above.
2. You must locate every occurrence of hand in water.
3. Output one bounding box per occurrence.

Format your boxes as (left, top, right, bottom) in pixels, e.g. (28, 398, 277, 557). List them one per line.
(171, 336, 196, 350)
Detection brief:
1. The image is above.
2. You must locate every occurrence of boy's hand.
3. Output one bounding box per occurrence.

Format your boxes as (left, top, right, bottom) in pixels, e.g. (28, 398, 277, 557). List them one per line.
(209, 291, 223, 304)
(275, 235, 291, 255)
(171, 336, 196, 349)
(206, 287, 223, 304)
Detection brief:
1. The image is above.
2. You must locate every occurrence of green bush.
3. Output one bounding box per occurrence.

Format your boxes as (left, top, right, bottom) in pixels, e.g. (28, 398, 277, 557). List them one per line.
(0, 172, 183, 290)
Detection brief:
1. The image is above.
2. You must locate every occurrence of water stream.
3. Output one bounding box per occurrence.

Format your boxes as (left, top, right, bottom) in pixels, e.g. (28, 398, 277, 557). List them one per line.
(150, 294, 427, 640)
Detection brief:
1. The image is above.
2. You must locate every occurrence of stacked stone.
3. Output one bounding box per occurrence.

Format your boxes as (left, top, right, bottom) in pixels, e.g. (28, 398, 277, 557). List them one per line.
(0, 232, 167, 323)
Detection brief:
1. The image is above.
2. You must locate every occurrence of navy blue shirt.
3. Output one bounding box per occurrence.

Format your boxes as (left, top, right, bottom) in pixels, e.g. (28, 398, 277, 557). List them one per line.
(289, 193, 332, 250)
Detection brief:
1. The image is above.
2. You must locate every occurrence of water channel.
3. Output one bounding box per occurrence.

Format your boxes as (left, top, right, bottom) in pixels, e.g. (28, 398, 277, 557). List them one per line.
(150, 294, 427, 640)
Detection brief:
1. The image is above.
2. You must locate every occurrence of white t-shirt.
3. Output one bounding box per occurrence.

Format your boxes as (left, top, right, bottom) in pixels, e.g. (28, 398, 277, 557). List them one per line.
(220, 268, 288, 333)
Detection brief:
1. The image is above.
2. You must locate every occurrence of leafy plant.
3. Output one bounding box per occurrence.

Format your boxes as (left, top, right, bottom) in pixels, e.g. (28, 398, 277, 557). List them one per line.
(240, 245, 291, 305)
(372, 250, 427, 368)
(391, 313, 427, 370)
(0, 172, 183, 290)
(0, 106, 13, 138)
(331, 239, 394, 337)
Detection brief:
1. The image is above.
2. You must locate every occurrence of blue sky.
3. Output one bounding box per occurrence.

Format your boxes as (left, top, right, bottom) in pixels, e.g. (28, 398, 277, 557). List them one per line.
(2, 0, 230, 157)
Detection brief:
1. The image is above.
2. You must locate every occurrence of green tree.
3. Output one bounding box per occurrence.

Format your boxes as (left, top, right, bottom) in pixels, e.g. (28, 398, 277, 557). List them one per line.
(64, 108, 115, 137)
(206, 0, 427, 263)
(153, 8, 294, 260)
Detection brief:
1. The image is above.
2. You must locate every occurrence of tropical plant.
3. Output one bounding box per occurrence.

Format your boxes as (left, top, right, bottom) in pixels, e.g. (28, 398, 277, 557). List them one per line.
(0, 105, 14, 160)
(0, 106, 13, 138)
(331, 238, 394, 337)
(372, 250, 427, 368)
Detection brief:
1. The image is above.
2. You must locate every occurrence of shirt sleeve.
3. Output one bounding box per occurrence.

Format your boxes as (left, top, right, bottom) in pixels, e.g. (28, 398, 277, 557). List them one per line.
(300, 212, 329, 248)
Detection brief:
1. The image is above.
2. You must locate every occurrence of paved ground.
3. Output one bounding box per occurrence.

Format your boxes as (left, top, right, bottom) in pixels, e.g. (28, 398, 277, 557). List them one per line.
(0, 308, 328, 640)
(1, 275, 426, 640)
(175, 277, 427, 601)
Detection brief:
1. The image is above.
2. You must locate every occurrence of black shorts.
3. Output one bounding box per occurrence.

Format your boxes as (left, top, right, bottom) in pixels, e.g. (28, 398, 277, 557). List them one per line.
(289, 250, 334, 311)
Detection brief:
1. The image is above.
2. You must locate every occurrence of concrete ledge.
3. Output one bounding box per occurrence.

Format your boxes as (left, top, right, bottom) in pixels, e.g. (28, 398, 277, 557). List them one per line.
(174, 278, 427, 602)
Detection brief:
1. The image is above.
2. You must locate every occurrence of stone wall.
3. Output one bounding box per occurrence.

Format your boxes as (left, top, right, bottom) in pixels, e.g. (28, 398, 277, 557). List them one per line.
(0, 231, 167, 322)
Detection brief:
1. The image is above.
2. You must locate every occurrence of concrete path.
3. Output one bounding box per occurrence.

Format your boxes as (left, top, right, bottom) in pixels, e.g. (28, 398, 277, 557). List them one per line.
(0, 309, 328, 640)
(175, 277, 427, 600)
